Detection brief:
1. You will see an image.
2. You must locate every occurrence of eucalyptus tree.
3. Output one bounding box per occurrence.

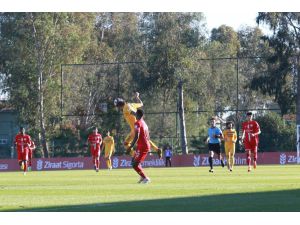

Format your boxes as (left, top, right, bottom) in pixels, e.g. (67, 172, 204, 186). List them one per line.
(253, 12, 300, 116)
(0, 12, 95, 157)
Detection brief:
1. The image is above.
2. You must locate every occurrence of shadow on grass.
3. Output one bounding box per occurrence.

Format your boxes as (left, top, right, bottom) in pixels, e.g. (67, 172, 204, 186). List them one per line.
(5, 189, 300, 212)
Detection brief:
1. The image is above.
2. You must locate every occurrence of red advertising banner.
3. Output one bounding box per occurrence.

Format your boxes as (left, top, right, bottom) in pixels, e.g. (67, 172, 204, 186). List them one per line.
(0, 152, 298, 172)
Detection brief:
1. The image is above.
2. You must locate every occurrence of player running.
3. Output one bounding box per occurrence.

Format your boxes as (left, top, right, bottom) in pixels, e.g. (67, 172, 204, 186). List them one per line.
(114, 92, 162, 158)
(206, 117, 225, 173)
(223, 121, 237, 172)
(241, 111, 261, 172)
(102, 130, 115, 170)
(127, 109, 152, 184)
(28, 139, 36, 171)
(87, 127, 102, 172)
(15, 127, 32, 175)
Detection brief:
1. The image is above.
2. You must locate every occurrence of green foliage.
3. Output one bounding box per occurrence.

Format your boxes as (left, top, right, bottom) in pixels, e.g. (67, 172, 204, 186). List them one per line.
(251, 12, 299, 115)
(50, 122, 87, 157)
(0, 12, 297, 157)
(255, 112, 296, 151)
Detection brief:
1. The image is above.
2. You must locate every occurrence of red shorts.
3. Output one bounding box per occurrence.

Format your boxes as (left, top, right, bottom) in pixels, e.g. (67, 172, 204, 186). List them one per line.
(244, 141, 258, 152)
(17, 148, 29, 161)
(91, 148, 100, 158)
(133, 149, 149, 164)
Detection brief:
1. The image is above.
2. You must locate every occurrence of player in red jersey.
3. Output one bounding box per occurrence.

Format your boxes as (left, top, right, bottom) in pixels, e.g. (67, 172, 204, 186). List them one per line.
(28, 140, 36, 171)
(241, 112, 261, 172)
(14, 127, 31, 175)
(87, 127, 102, 172)
(127, 109, 151, 184)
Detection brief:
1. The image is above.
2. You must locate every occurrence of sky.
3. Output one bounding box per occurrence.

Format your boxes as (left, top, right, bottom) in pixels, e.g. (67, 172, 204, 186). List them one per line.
(2, 0, 295, 33)
(204, 11, 258, 32)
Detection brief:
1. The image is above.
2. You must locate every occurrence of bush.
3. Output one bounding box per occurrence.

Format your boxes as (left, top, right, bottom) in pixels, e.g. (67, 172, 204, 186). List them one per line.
(255, 112, 296, 152)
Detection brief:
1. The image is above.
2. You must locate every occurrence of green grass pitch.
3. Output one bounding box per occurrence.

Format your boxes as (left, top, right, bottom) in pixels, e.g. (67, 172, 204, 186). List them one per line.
(0, 165, 300, 212)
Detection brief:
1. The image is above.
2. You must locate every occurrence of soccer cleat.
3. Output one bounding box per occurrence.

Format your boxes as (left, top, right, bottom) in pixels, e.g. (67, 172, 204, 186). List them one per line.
(229, 169, 233, 172)
(253, 161, 257, 169)
(209, 169, 214, 173)
(137, 177, 144, 183)
(96, 168, 99, 172)
(141, 177, 151, 184)
(248, 166, 251, 172)
(23, 172, 26, 176)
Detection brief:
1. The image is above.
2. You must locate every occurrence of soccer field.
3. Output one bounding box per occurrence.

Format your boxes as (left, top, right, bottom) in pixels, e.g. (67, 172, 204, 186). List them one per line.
(0, 165, 300, 212)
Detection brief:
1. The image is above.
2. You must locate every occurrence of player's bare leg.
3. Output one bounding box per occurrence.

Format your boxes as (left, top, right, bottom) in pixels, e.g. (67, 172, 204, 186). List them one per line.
(253, 149, 257, 169)
(106, 156, 112, 170)
(96, 157, 100, 172)
(246, 150, 252, 172)
(149, 140, 162, 158)
(231, 149, 235, 171)
(23, 160, 27, 175)
(218, 154, 225, 168)
(28, 158, 32, 171)
(226, 153, 230, 170)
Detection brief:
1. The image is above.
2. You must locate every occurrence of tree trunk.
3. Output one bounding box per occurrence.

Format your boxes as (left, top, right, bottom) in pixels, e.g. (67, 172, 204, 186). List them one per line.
(178, 80, 188, 154)
(29, 13, 49, 158)
(38, 70, 49, 158)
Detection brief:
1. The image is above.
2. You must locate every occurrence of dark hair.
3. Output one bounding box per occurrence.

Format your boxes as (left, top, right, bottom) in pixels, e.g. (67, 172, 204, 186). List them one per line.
(246, 111, 253, 116)
(226, 121, 234, 126)
(114, 98, 125, 107)
(136, 109, 144, 119)
(19, 126, 24, 131)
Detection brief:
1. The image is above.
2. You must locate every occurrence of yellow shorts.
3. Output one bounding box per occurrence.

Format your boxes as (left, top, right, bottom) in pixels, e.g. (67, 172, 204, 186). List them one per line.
(105, 150, 114, 158)
(225, 145, 235, 156)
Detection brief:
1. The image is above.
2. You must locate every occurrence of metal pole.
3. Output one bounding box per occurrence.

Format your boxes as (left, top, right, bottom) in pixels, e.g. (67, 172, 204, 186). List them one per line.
(236, 57, 240, 151)
(117, 62, 120, 97)
(60, 64, 63, 118)
(236, 57, 239, 124)
(117, 62, 121, 154)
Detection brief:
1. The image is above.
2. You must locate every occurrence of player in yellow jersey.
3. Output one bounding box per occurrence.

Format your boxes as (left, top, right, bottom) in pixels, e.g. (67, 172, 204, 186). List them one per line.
(222, 121, 237, 172)
(102, 130, 115, 170)
(114, 92, 162, 158)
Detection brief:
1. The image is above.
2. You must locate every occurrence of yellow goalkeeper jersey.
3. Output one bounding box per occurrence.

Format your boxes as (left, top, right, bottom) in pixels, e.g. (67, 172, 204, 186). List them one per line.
(103, 136, 115, 153)
(123, 103, 143, 129)
(223, 129, 237, 148)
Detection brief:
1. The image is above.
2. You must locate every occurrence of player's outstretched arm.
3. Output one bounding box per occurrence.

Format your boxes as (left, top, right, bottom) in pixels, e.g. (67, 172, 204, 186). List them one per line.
(134, 92, 143, 106)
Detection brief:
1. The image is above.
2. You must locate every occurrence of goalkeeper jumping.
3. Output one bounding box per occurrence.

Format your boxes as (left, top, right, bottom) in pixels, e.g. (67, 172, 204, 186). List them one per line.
(114, 92, 162, 159)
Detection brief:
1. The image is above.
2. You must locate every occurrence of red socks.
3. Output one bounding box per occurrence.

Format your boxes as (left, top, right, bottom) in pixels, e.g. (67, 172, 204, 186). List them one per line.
(134, 164, 146, 179)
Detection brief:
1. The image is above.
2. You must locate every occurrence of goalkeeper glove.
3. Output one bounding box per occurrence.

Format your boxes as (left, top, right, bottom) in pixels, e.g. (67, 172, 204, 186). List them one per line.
(126, 147, 134, 156)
